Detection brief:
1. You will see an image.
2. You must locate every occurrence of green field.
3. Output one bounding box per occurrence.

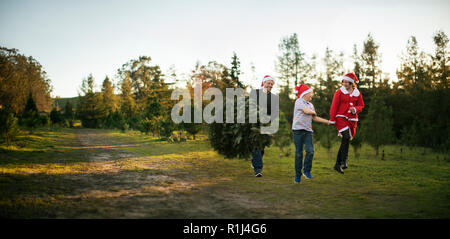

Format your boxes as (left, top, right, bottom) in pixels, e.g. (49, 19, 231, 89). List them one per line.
(0, 128, 449, 218)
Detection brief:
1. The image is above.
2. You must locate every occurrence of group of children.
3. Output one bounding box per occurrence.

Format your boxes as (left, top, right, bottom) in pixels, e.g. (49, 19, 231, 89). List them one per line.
(252, 73, 365, 183)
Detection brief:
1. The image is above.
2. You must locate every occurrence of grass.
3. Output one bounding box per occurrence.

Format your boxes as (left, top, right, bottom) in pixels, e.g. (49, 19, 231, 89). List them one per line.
(0, 127, 449, 218)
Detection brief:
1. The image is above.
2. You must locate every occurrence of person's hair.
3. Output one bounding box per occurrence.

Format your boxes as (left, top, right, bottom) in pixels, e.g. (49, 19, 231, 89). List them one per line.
(341, 80, 357, 89)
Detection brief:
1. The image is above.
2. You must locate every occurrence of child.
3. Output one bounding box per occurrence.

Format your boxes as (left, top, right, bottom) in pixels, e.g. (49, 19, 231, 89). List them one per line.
(292, 84, 330, 183)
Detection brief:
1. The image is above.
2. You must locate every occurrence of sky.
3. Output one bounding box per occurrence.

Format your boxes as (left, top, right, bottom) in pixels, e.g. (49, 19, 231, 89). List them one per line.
(1, 0, 449, 97)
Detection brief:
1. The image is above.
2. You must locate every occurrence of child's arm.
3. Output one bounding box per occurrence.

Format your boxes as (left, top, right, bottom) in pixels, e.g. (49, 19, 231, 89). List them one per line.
(312, 115, 330, 124)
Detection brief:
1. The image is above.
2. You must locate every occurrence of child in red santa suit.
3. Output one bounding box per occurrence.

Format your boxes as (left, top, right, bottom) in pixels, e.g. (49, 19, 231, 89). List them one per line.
(329, 72, 364, 174)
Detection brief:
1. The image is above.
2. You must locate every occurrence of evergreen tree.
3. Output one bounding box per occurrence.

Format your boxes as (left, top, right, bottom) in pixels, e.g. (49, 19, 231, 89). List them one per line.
(276, 33, 307, 89)
(50, 107, 64, 125)
(361, 94, 395, 157)
(181, 103, 203, 140)
(0, 110, 20, 146)
(101, 76, 117, 114)
(21, 92, 40, 133)
(119, 75, 136, 118)
(273, 111, 291, 157)
(230, 52, 245, 89)
(275, 33, 308, 127)
(350, 130, 363, 159)
(430, 30, 449, 90)
(312, 47, 341, 152)
(360, 33, 382, 92)
(64, 100, 74, 127)
(396, 36, 429, 93)
(76, 74, 108, 128)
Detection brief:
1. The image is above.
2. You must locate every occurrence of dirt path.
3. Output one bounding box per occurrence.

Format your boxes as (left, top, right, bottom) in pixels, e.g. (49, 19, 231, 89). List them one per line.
(65, 129, 278, 218)
(75, 129, 135, 162)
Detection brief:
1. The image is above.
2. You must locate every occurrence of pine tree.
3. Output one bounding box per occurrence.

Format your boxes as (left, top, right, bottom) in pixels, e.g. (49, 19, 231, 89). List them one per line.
(312, 47, 341, 153)
(361, 94, 395, 157)
(230, 52, 245, 89)
(101, 76, 117, 114)
(276, 33, 308, 127)
(276, 33, 306, 89)
(350, 130, 363, 159)
(119, 75, 136, 118)
(208, 95, 272, 159)
(273, 111, 292, 157)
(64, 100, 74, 127)
(431, 30, 449, 90)
(181, 103, 203, 140)
(76, 74, 108, 128)
(21, 92, 40, 133)
(50, 107, 64, 125)
(0, 110, 20, 146)
(360, 33, 382, 92)
(396, 36, 429, 93)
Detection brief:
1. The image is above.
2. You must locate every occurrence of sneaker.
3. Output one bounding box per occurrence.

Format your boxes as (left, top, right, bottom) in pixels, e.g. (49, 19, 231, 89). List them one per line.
(341, 162, 348, 169)
(303, 172, 313, 179)
(294, 175, 301, 183)
(334, 164, 344, 174)
(255, 172, 262, 177)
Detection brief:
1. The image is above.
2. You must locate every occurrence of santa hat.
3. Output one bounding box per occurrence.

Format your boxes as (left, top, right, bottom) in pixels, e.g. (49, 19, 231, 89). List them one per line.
(295, 84, 313, 99)
(261, 75, 275, 87)
(342, 72, 359, 83)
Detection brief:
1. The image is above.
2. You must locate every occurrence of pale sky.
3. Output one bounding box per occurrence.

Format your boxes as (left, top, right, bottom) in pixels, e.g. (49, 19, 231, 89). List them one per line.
(1, 0, 449, 97)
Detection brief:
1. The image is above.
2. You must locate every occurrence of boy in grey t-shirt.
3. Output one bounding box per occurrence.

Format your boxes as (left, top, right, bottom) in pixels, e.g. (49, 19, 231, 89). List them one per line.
(292, 84, 330, 183)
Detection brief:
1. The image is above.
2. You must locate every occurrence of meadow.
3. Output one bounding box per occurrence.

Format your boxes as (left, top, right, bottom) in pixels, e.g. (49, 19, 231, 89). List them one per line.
(0, 128, 449, 218)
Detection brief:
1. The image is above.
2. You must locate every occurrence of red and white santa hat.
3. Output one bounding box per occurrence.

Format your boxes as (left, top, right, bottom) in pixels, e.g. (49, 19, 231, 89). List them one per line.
(342, 72, 359, 83)
(295, 84, 313, 99)
(261, 75, 275, 87)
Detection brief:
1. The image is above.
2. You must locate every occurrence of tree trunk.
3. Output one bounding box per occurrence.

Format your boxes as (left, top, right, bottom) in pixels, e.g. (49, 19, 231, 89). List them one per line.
(353, 147, 359, 159)
(193, 134, 196, 140)
(375, 146, 379, 157)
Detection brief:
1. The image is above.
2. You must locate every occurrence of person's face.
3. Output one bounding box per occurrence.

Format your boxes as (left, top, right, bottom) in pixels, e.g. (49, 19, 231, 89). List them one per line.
(303, 91, 313, 102)
(342, 80, 352, 89)
(264, 80, 274, 92)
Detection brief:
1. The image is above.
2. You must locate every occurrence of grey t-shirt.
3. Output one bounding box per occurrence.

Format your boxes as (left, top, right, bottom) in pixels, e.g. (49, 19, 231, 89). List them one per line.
(292, 98, 315, 132)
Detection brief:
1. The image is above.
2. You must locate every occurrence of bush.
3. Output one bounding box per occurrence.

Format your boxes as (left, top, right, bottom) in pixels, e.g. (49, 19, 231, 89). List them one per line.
(0, 110, 20, 146)
(104, 111, 126, 130)
(50, 108, 64, 125)
(39, 114, 51, 128)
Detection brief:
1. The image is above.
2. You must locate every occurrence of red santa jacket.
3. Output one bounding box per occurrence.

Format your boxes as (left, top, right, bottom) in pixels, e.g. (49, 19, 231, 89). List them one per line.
(329, 86, 364, 124)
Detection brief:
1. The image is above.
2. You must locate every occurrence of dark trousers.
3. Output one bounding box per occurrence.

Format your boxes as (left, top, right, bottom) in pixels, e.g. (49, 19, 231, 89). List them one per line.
(251, 148, 265, 173)
(336, 129, 350, 166)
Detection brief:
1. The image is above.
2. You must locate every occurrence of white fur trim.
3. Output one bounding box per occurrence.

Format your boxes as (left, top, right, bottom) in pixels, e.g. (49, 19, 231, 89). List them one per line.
(329, 121, 335, 124)
(338, 126, 349, 132)
(342, 76, 354, 83)
(351, 88, 360, 97)
(337, 126, 349, 137)
(300, 88, 313, 99)
(336, 114, 359, 121)
(340, 86, 360, 97)
(262, 76, 275, 84)
(337, 126, 353, 140)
